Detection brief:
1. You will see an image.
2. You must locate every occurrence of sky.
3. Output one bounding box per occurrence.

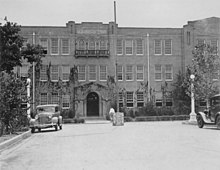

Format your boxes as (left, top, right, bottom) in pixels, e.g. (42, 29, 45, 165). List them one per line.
(0, 0, 220, 28)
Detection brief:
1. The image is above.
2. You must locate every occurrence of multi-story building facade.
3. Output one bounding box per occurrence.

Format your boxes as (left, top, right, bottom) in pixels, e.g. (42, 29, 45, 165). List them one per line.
(18, 17, 220, 118)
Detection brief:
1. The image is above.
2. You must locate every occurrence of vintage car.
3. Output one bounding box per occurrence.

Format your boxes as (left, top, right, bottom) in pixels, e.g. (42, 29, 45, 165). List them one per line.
(197, 94, 220, 129)
(29, 104, 62, 133)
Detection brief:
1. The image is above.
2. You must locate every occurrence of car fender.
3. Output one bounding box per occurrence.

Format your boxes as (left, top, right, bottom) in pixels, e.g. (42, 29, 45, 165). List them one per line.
(197, 112, 212, 123)
(215, 112, 220, 123)
(58, 116, 63, 124)
(52, 117, 58, 124)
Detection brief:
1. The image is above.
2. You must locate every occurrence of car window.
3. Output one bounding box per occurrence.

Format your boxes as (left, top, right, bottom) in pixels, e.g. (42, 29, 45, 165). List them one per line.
(211, 97, 220, 106)
(37, 107, 55, 113)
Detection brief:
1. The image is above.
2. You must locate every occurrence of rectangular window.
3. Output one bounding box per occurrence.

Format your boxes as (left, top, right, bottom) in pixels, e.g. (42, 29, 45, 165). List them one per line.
(119, 92, 123, 108)
(126, 65, 133, 81)
(51, 93, 59, 104)
(51, 38, 59, 54)
(61, 38, 70, 54)
(40, 65, 47, 81)
(164, 39, 172, 55)
(125, 40, 133, 55)
(187, 32, 191, 45)
(39, 38, 48, 54)
(62, 65, 70, 81)
(89, 65, 96, 81)
(20, 65, 28, 77)
(137, 91, 144, 107)
(116, 65, 123, 81)
(78, 65, 86, 81)
(136, 65, 144, 81)
(100, 40, 106, 50)
(117, 39, 123, 55)
(155, 92, 162, 107)
(51, 65, 59, 81)
(165, 65, 173, 81)
(126, 92, 134, 107)
(136, 39, 143, 55)
(213, 70, 219, 81)
(154, 40, 162, 55)
(100, 65, 107, 81)
(40, 93, 47, 105)
(62, 95, 70, 109)
(155, 65, 162, 81)
(166, 98, 173, 107)
(197, 39, 205, 46)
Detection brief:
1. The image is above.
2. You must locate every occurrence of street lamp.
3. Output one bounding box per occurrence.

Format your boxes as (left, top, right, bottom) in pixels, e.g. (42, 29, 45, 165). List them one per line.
(27, 78, 31, 119)
(189, 74, 197, 123)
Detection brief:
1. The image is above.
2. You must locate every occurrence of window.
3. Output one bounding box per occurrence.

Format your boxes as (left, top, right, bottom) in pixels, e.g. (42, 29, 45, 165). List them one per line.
(51, 93, 59, 104)
(165, 65, 173, 81)
(136, 39, 143, 55)
(155, 65, 162, 81)
(126, 92, 134, 107)
(164, 39, 172, 55)
(51, 38, 59, 54)
(40, 93, 47, 105)
(62, 65, 70, 81)
(78, 65, 86, 81)
(89, 40, 95, 50)
(126, 65, 133, 81)
(154, 40, 162, 55)
(136, 65, 144, 81)
(165, 98, 173, 107)
(100, 65, 107, 81)
(117, 39, 123, 55)
(62, 95, 70, 109)
(40, 65, 47, 81)
(187, 32, 191, 45)
(125, 40, 133, 55)
(51, 65, 59, 81)
(116, 65, 123, 81)
(78, 40, 85, 50)
(89, 65, 96, 81)
(20, 65, 28, 77)
(210, 39, 218, 54)
(61, 39, 70, 54)
(137, 92, 144, 107)
(119, 92, 123, 108)
(100, 40, 106, 50)
(197, 39, 205, 46)
(199, 99, 206, 107)
(155, 92, 162, 107)
(213, 70, 219, 81)
(39, 38, 48, 54)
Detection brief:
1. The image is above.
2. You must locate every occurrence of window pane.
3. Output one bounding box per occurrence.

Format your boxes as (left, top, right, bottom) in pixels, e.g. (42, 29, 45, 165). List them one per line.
(154, 40, 162, 55)
(62, 65, 70, 81)
(136, 39, 143, 55)
(117, 39, 123, 55)
(62, 39, 69, 54)
(51, 93, 59, 104)
(117, 65, 123, 81)
(62, 95, 70, 108)
(126, 92, 133, 107)
(89, 65, 96, 81)
(51, 38, 59, 54)
(40, 93, 47, 105)
(136, 65, 144, 81)
(78, 65, 86, 81)
(51, 65, 59, 81)
(40, 65, 47, 81)
(126, 65, 133, 80)
(155, 65, 162, 81)
(125, 40, 133, 55)
(164, 39, 172, 55)
(100, 65, 107, 81)
(165, 65, 173, 81)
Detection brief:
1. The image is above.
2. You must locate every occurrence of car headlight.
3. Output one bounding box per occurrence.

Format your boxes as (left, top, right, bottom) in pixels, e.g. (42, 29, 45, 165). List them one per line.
(48, 115, 52, 119)
(35, 115, 39, 119)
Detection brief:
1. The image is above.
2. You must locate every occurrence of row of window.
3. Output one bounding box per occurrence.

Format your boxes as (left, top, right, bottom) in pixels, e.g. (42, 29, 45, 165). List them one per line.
(116, 39, 172, 56)
(19, 64, 174, 82)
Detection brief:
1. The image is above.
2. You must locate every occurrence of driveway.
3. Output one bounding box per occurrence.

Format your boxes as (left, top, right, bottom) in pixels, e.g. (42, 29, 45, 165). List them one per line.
(1, 121, 220, 170)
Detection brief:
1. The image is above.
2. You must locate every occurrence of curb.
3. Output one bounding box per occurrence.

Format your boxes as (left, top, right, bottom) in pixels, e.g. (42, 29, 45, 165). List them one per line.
(0, 130, 31, 152)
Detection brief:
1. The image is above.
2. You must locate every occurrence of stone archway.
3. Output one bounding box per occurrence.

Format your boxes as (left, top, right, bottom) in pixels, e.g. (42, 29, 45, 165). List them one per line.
(87, 92, 99, 116)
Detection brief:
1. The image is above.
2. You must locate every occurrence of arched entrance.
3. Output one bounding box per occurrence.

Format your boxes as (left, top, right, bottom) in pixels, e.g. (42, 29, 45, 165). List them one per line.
(87, 92, 99, 117)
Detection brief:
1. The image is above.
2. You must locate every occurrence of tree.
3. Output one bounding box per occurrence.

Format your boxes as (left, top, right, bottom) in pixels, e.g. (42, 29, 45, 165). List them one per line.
(0, 72, 28, 135)
(185, 44, 220, 106)
(0, 21, 23, 73)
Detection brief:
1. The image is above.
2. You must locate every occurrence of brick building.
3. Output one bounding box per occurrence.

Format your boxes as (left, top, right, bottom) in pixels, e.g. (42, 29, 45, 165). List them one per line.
(18, 17, 220, 118)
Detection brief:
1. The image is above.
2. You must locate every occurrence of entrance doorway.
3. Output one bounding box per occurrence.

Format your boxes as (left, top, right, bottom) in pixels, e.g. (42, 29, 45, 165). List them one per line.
(87, 92, 99, 116)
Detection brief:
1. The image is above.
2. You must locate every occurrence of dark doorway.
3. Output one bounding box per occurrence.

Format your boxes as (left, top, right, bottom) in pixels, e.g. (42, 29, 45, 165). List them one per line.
(87, 92, 99, 116)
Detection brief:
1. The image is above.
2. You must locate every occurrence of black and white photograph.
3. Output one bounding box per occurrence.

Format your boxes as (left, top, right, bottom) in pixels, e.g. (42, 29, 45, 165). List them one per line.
(1, 0, 220, 169)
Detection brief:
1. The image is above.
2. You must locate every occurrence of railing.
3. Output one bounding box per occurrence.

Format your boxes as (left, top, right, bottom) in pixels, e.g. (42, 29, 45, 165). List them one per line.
(75, 50, 110, 57)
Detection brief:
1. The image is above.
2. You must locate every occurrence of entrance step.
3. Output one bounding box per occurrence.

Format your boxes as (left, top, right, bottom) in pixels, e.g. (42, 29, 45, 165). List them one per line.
(84, 117, 111, 124)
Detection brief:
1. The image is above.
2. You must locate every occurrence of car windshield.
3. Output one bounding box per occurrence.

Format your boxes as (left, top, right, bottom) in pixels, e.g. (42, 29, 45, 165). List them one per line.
(37, 106, 55, 113)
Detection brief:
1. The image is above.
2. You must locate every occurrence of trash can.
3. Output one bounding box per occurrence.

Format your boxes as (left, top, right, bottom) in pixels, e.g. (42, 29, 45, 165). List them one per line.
(113, 112, 124, 126)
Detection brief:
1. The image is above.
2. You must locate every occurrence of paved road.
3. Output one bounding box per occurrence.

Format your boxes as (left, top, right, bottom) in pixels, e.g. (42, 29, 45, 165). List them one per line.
(1, 121, 220, 170)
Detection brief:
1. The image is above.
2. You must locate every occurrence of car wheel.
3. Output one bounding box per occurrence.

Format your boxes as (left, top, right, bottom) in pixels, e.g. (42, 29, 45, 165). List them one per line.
(197, 115, 204, 128)
(55, 125, 58, 131)
(59, 125, 62, 130)
(38, 128, 41, 132)
(216, 116, 220, 130)
(31, 127, 35, 133)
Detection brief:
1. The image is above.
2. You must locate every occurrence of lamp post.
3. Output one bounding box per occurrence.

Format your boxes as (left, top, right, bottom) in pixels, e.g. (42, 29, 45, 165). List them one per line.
(27, 78, 31, 119)
(189, 74, 197, 122)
